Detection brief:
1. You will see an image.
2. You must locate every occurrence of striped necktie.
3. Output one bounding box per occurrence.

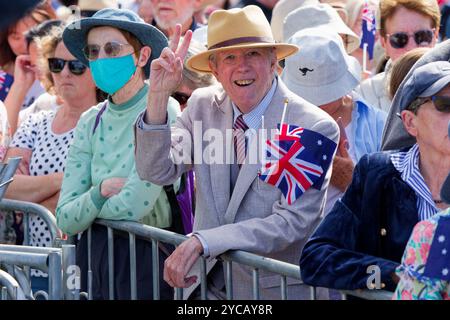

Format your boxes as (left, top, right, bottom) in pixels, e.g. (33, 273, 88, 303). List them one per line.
(233, 114, 249, 167)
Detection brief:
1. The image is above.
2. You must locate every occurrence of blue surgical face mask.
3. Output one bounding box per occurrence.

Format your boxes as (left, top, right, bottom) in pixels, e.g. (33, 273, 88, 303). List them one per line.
(89, 53, 138, 95)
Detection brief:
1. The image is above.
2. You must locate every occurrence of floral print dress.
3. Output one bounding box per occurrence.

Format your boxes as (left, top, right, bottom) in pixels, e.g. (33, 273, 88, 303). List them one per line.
(393, 207, 450, 300)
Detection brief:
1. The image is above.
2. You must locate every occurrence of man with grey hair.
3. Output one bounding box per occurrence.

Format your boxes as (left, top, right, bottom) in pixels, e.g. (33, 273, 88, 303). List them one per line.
(135, 6, 338, 299)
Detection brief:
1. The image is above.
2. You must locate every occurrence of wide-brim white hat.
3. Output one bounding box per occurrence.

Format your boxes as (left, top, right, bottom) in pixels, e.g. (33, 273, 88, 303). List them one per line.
(281, 28, 361, 106)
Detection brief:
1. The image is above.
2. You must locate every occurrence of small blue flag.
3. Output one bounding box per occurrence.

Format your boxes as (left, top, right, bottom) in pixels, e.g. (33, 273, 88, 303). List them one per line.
(423, 216, 450, 281)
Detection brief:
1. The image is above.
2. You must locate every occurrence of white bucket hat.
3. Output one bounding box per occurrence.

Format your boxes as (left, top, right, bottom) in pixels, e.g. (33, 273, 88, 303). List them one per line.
(283, 3, 360, 54)
(270, 0, 319, 43)
(281, 29, 361, 106)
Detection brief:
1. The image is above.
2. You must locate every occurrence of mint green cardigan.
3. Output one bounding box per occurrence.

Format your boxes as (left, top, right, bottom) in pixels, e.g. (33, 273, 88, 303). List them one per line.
(56, 85, 180, 236)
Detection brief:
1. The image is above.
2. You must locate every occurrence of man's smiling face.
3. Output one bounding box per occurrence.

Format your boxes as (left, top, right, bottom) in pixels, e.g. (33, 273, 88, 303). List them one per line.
(210, 47, 277, 113)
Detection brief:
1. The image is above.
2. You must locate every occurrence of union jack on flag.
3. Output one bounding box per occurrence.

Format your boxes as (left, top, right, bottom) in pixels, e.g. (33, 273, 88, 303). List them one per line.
(360, 1, 376, 60)
(259, 123, 336, 205)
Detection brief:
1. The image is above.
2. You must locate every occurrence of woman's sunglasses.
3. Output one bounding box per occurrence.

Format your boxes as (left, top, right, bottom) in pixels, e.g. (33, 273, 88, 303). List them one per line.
(386, 29, 434, 49)
(171, 91, 190, 106)
(48, 58, 87, 75)
(83, 41, 133, 60)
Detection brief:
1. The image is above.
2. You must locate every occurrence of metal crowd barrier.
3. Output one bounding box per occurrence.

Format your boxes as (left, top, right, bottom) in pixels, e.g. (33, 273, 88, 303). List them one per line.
(0, 199, 62, 247)
(0, 244, 77, 300)
(0, 198, 72, 300)
(87, 219, 393, 301)
(0, 196, 393, 301)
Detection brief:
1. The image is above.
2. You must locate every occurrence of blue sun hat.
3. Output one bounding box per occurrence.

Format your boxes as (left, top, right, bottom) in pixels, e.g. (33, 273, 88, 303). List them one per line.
(62, 8, 168, 79)
(398, 61, 450, 111)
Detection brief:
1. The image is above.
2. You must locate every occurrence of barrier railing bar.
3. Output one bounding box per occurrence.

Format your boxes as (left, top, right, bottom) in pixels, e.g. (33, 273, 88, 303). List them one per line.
(200, 257, 207, 300)
(0, 251, 49, 271)
(1, 286, 8, 300)
(48, 251, 62, 300)
(281, 276, 287, 300)
(0, 199, 59, 245)
(0, 270, 19, 300)
(129, 233, 137, 300)
(107, 227, 114, 300)
(175, 287, 183, 300)
(62, 245, 77, 300)
(225, 261, 233, 300)
(24, 212, 29, 246)
(252, 268, 260, 300)
(8, 265, 33, 299)
(151, 239, 160, 300)
(0, 245, 60, 254)
(96, 219, 187, 246)
(87, 227, 93, 300)
(310, 286, 316, 300)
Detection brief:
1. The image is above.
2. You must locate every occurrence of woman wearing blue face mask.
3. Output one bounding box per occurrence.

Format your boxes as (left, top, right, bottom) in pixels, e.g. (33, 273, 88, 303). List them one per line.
(56, 8, 181, 300)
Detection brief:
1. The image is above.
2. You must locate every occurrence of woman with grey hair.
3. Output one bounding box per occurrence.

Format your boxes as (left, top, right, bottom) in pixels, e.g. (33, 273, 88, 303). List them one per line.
(57, 7, 180, 300)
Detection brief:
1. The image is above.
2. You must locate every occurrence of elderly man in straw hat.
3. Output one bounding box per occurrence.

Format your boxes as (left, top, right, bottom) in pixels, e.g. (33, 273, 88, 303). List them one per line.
(135, 5, 339, 299)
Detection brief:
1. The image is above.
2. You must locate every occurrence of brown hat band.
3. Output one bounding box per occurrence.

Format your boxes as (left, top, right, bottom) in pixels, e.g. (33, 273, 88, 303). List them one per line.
(208, 36, 275, 50)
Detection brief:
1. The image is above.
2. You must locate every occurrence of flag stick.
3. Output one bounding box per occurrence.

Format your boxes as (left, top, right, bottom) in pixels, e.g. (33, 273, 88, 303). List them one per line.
(280, 98, 289, 129)
(362, 43, 369, 74)
(261, 115, 266, 166)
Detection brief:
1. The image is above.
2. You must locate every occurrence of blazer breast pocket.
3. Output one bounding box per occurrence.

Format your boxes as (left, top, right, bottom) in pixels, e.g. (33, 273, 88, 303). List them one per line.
(250, 178, 282, 212)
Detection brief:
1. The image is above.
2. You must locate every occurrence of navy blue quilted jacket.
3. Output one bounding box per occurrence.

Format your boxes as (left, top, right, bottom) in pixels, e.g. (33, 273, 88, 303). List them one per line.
(300, 150, 419, 291)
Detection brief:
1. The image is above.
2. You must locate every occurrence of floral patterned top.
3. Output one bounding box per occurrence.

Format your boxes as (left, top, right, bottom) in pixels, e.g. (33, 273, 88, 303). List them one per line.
(393, 207, 450, 300)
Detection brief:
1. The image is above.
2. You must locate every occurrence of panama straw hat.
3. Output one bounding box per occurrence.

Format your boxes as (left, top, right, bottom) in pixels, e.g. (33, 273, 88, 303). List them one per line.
(186, 5, 299, 73)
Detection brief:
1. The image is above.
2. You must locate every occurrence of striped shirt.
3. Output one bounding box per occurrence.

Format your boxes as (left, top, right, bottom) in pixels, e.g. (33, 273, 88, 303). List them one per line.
(232, 77, 277, 130)
(390, 144, 438, 221)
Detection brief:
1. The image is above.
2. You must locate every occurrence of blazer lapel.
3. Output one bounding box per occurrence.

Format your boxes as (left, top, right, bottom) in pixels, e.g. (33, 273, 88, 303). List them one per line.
(223, 83, 290, 224)
(209, 90, 232, 225)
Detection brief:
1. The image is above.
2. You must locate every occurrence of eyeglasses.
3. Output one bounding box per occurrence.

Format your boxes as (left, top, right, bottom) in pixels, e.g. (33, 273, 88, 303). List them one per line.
(408, 95, 450, 114)
(48, 58, 87, 75)
(386, 29, 435, 49)
(171, 91, 190, 106)
(83, 41, 133, 60)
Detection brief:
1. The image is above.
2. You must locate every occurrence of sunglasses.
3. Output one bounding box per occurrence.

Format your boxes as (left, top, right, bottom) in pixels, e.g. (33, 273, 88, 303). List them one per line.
(171, 91, 190, 106)
(386, 29, 435, 49)
(430, 95, 450, 113)
(408, 95, 450, 114)
(48, 58, 87, 75)
(83, 41, 133, 60)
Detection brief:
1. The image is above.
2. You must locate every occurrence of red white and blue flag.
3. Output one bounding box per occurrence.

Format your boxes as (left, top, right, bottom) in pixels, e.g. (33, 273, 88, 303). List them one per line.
(360, 1, 376, 60)
(259, 123, 336, 205)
